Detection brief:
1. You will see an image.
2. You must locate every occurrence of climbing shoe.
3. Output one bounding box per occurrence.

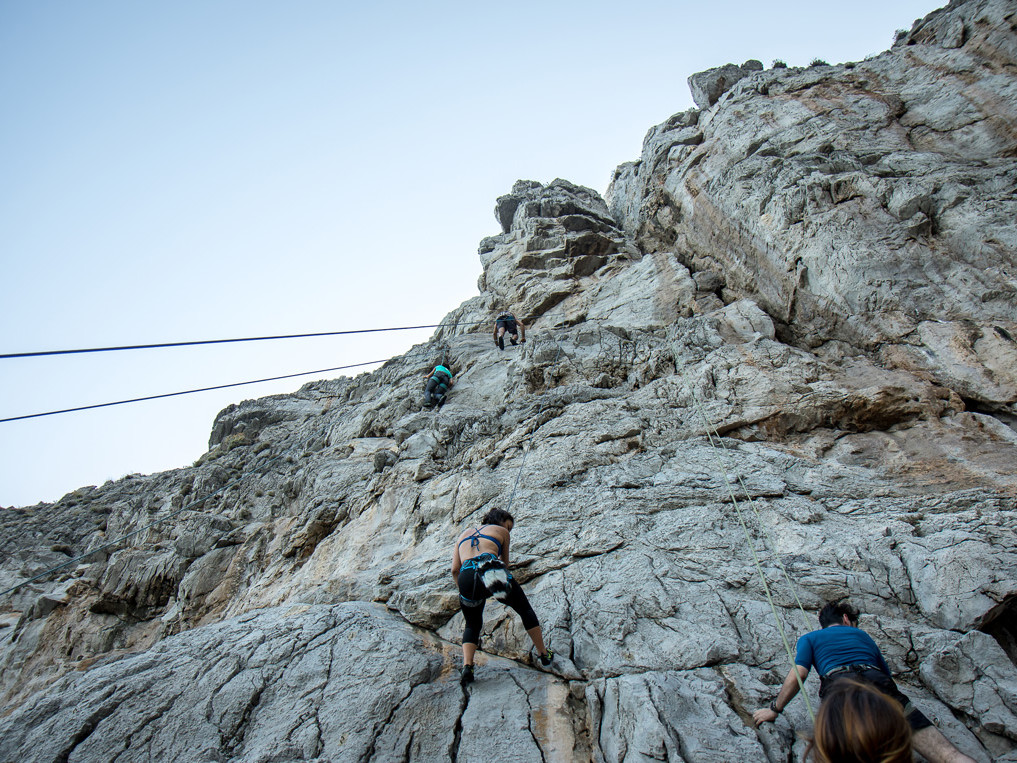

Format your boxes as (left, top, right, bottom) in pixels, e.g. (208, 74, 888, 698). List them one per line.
(510, 336, 517, 346)
(498, 336, 505, 350)
(461, 664, 474, 686)
(537, 650, 554, 667)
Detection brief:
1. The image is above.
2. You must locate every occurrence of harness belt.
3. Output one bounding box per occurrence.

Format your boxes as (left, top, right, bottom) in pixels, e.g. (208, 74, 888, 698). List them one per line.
(820, 662, 919, 718)
(822, 663, 883, 679)
(458, 553, 513, 607)
(459, 552, 498, 573)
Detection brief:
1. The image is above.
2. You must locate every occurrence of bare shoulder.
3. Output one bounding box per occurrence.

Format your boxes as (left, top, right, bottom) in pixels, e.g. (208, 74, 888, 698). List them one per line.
(489, 524, 511, 541)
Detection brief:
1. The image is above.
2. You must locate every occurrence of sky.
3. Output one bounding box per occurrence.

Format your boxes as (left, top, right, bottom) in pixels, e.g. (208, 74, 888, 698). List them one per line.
(0, 0, 942, 508)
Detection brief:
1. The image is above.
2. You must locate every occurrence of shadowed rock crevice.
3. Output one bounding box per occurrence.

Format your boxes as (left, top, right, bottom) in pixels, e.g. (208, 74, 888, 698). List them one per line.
(53, 689, 121, 763)
(978, 594, 1017, 666)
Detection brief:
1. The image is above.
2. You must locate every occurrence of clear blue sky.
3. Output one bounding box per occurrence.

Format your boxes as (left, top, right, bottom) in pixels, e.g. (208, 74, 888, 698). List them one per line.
(1, 1, 941, 507)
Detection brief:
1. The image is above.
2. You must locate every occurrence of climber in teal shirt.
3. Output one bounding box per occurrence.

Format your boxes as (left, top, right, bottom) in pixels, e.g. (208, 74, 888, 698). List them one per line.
(423, 364, 453, 408)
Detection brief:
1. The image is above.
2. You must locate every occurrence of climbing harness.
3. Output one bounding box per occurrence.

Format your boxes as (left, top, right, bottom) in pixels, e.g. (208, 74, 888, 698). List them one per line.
(459, 552, 513, 605)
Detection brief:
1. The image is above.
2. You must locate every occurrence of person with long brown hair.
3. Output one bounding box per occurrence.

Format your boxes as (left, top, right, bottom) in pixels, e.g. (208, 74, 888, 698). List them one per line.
(807, 678, 912, 763)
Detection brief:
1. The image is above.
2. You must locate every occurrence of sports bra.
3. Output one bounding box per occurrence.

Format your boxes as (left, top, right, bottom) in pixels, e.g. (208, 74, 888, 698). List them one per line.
(457, 525, 503, 556)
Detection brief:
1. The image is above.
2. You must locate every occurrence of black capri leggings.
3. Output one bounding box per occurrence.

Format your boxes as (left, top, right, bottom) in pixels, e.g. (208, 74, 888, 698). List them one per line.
(458, 565, 539, 645)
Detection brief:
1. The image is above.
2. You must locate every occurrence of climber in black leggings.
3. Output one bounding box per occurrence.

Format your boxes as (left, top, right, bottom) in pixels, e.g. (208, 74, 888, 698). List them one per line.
(451, 508, 552, 685)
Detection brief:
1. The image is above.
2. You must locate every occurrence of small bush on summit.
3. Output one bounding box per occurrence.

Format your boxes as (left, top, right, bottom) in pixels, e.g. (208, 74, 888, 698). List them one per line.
(772, 59, 788, 69)
(809, 58, 829, 67)
(894, 28, 909, 44)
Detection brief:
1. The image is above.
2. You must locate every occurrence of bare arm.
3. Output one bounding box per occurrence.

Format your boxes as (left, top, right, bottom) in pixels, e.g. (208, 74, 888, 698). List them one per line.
(518, 320, 526, 342)
(501, 529, 510, 566)
(752, 665, 809, 726)
(451, 541, 462, 584)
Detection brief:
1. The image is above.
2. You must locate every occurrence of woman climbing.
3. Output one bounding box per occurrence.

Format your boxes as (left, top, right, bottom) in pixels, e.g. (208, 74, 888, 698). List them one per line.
(451, 507, 552, 685)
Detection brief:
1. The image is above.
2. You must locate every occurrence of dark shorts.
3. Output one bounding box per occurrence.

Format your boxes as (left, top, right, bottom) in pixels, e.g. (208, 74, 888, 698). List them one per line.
(496, 318, 517, 335)
(820, 667, 933, 731)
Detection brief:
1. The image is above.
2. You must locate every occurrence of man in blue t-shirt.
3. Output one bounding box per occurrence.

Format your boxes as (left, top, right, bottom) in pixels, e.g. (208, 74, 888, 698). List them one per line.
(752, 599, 974, 763)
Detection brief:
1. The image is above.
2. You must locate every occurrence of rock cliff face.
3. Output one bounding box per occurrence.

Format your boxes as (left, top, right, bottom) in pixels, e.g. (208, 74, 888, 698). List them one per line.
(608, 0, 1017, 418)
(2, 1, 1016, 761)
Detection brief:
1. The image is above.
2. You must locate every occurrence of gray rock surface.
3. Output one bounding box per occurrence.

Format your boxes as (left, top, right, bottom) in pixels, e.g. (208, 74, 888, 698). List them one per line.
(0, 603, 531, 763)
(608, 0, 1017, 419)
(1, 1, 1016, 760)
(687, 59, 764, 108)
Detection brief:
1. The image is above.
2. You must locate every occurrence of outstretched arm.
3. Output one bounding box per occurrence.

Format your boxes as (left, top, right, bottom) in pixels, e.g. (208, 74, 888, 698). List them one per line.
(753, 665, 809, 725)
(518, 320, 526, 342)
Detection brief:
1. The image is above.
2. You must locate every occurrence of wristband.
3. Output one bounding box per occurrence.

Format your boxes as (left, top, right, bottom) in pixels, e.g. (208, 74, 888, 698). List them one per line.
(768, 700, 781, 714)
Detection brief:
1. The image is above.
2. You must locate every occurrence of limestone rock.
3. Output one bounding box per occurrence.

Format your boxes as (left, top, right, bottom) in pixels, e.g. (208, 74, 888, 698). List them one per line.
(688, 59, 764, 109)
(608, 0, 1017, 418)
(470, 178, 649, 330)
(0, 604, 466, 762)
(1, 1, 1016, 760)
(921, 631, 1017, 752)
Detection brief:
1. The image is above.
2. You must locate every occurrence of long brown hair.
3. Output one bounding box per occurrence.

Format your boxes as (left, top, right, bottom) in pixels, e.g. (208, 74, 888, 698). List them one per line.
(808, 679, 912, 763)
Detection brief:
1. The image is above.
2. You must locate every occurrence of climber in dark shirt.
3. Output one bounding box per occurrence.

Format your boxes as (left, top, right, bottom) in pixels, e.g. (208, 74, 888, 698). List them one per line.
(422, 364, 453, 408)
(753, 599, 975, 763)
(451, 508, 552, 685)
(493, 312, 526, 351)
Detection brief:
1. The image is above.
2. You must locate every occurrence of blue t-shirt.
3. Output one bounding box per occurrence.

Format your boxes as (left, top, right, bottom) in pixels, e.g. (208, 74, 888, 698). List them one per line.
(795, 625, 890, 677)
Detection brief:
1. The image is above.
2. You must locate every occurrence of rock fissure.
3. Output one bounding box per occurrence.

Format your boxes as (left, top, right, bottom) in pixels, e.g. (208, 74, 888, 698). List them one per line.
(359, 682, 417, 763)
(222, 677, 265, 755)
(112, 688, 187, 762)
(449, 685, 468, 762)
(507, 671, 549, 763)
(53, 693, 121, 763)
